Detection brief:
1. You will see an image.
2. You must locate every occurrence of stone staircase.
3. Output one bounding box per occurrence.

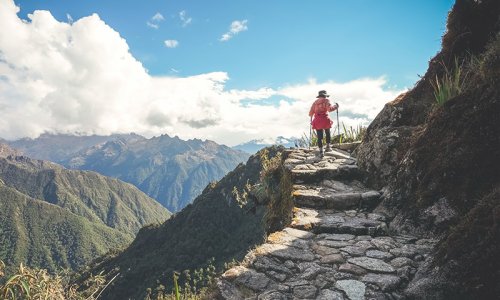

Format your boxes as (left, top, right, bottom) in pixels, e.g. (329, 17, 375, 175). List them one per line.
(217, 148, 437, 300)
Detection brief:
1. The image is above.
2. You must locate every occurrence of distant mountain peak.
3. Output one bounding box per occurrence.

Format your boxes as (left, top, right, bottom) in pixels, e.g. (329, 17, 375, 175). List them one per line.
(0, 143, 21, 158)
(232, 136, 297, 154)
(4, 133, 250, 212)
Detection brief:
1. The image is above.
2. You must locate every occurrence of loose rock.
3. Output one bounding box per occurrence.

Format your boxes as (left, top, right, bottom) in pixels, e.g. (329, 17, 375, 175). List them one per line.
(361, 273, 402, 291)
(348, 257, 396, 273)
(336, 280, 366, 300)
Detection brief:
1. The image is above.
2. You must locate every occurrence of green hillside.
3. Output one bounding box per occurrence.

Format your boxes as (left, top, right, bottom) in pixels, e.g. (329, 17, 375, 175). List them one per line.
(0, 156, 170, 235)
(0, 183, 131, 273)
(0, 145, 171, 273)
(78, 146, 289, 300)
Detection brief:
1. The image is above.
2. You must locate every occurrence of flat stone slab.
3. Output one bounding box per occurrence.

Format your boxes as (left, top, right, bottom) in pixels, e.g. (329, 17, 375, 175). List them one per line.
(366, 250, 394, 260)
(361, 273, 402, 291)
(256, 243, 315, 262)
(267, 231, 311, 250)
(336, 280, 366, 300)
(294, 187, 378, 210)
(293, 165, 361, 182)
(317, 289, 346, 300)
(347, 257, 396, 273)
(222, 266, 270, 292)
(291, 208, 388, 236)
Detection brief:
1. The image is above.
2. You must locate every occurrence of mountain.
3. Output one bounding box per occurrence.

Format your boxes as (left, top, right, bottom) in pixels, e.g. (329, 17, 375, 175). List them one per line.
(0, 144, 170, 272)
(8, 133, 144, 163)
(62, 134, 250, 212)
(356, 1, 500, 298)
(0, 183, 132, 273)
(6, 133, 249, 212)
(232, 136, 296, 154)
(77, 146, 289, 300)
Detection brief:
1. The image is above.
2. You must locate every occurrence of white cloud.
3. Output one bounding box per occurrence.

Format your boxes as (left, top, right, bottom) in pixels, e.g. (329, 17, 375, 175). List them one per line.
(220, 19, 248, 42)
(179, 10, 192, 27)
(152, 13, 164, 22)
(0, 0, 404, 146)
(147, 12, 164, 29)
(146, 22, 159, 29)
(164, 39, 179, 48)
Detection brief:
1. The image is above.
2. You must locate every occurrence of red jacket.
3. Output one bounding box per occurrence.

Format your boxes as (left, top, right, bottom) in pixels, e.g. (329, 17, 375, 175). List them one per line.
(309, 97, 338, 130)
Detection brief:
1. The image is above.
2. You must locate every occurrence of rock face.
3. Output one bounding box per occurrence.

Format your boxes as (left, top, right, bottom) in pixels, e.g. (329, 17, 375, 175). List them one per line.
(355, 1, 500, 298)
(217, 148, 436, 299)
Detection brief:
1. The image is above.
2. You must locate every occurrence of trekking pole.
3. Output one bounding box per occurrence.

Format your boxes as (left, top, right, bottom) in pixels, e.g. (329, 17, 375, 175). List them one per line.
(336, 107, 340, 138)
(309, 116, 312, 149)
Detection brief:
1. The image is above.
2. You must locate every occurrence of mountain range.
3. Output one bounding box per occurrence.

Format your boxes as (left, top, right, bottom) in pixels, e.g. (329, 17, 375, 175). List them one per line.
(232, 136, 296, 154)
(0, 143, 170, 272)
(6, 133, 250, 212)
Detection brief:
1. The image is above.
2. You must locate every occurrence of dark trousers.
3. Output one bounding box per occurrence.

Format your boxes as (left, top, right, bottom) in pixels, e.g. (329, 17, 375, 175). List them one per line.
(316, 129, 331, 149)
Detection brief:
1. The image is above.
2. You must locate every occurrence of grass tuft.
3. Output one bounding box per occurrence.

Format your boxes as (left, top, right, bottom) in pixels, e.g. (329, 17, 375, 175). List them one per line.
(431, 57, 470, 106)
(0, 260, 108, 300)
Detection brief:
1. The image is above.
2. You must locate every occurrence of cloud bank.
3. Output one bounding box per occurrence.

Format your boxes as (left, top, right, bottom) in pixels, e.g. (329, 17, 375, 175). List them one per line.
(0, 0, 404, 146)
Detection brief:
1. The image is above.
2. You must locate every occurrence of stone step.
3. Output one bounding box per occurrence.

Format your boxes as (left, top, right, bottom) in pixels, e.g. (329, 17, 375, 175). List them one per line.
(285, 148, 361, 184)
(291, 163, 362, 183)
(217, 222, 437, 300)
(291, 208, 388, 236)
(293, 187, 381, 210)
(285, 147, 353, 160)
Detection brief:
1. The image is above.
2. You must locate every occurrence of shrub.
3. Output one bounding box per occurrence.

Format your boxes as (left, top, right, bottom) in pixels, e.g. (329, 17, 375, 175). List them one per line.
(147, 259, 217, 300)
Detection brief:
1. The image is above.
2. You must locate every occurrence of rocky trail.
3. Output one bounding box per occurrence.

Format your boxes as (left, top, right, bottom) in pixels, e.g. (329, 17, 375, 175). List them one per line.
(217, 148, 438, 300)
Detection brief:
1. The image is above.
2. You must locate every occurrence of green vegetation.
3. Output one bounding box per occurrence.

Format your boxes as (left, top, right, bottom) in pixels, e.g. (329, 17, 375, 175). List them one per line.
(431, 32, 500, 108)
(146, 259, 218, 300)
(76, 146, 286, 300)
(338, 123, 367, 144)
(296, 123, 366, 147)
(0, 260, 109, 300)
(0, 184, 133, 274)
(431, 57, 470, 106)
(0, 151, 170, 273)
(259, 149, 294, 233)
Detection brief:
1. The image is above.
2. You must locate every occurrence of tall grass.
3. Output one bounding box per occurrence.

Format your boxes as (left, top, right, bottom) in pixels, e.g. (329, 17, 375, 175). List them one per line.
(0, 260, 108, 300)
(431, 57, 469, 106)
(338, 123, 366, 144)
(295, 123, 366, 147)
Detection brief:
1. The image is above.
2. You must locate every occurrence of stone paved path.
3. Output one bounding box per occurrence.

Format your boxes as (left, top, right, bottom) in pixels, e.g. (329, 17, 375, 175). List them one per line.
(218, 148, 437, 300)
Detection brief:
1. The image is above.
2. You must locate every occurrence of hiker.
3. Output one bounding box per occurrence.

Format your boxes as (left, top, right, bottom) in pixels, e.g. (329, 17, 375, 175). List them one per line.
(309, 90, 339, 156)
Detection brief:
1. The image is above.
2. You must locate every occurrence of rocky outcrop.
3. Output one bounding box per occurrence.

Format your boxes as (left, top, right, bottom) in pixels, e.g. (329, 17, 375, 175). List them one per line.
(0, 143, 20, 157)
(355, 1, 500, 298)
(217, 148, 437, 299)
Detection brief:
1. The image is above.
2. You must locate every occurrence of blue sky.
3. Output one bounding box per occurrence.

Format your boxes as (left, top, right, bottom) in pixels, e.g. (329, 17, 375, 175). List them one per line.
(0, 0, 454, 145)
(16, 0, 453, 90)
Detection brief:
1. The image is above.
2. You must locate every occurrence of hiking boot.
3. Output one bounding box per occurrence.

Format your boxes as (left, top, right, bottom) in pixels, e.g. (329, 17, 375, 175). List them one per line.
(318, 148, 324, 158)
(325, 144, 332, 152)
